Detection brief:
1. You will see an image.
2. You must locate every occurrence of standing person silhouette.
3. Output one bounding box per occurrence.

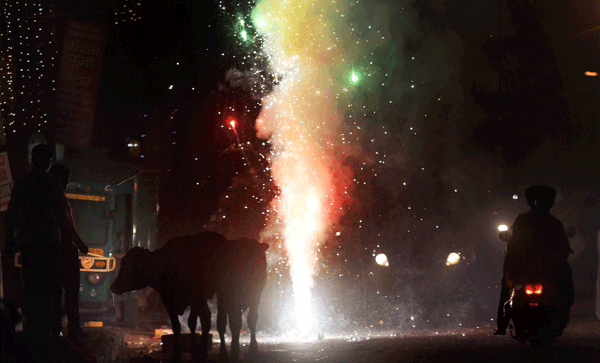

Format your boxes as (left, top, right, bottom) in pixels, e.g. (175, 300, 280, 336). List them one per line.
(494, 185, 539, 335)
(49, 164, 89, 339)
(4, 144, 75, 344)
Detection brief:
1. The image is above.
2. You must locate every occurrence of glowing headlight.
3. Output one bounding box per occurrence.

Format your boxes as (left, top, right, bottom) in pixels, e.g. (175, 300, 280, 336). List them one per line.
(498, 224, 508, 232)
(446, 252, 460, 266)
(86, 272, 102, 285)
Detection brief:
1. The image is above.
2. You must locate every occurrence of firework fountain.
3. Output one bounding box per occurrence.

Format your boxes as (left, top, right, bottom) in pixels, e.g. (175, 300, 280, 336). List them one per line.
(210, 0, 485, 337)
(249, 0, 393, 333)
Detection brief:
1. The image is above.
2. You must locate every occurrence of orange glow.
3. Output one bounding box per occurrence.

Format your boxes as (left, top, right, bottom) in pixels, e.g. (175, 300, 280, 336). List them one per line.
(585, 71, 598, 77)
(229, 119, 237, 129)
(66, 193, 106, 202)
(525, 284, 543, 295)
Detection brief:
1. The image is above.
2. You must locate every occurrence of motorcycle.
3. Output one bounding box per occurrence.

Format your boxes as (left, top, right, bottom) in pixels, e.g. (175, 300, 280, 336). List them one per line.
(498, 227, 574, 347)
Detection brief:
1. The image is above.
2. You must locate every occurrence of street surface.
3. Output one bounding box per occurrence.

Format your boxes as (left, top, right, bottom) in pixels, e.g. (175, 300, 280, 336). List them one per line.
(5, 309, 599, 362)
(133, 314, 600, 363)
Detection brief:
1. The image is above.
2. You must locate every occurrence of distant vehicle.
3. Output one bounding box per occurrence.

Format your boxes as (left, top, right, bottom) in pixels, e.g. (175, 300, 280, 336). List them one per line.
(59, 160, 159, 327)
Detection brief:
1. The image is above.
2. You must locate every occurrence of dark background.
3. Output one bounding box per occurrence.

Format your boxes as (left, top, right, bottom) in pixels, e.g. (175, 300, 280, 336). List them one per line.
(1, 0, 598, 330)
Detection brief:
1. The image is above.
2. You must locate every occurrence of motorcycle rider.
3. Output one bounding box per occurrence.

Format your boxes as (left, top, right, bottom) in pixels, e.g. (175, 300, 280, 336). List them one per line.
(494, 185, 573, 335)
(494, 185, 538, 335)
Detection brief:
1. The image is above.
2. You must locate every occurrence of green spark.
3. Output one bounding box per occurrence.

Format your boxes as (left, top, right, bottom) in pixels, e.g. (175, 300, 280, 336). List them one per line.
(350, 71, 360, 84)
(241, 30, 248, 41)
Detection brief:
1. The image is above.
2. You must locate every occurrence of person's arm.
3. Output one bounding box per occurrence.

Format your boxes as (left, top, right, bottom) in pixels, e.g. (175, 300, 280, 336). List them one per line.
(73, 232, 89, 254)
(66, 202, 89, 254)
(555, 220, 571, 261)
(49, 176, 76, 247)
(504, 214, 526, 285)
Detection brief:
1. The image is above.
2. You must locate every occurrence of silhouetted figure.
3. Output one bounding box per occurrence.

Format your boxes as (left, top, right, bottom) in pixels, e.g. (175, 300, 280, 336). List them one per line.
(110, 231, 228, 363)
(109, 232, 269, 362)
(49, 164, 89, 339)
(495, 185, 573, 335)
(213, 238, 269, 361)
(494, 185, 539, 335)
(4, 144, 74, 345)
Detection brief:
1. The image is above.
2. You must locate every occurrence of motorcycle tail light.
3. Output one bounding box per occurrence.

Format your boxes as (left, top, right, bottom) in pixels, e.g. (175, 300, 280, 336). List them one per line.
(525, 284, 543, 295)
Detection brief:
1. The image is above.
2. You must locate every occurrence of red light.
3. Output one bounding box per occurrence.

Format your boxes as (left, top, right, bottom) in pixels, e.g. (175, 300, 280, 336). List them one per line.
(229, 119, 236, 128)
(525, 284, 543, 295)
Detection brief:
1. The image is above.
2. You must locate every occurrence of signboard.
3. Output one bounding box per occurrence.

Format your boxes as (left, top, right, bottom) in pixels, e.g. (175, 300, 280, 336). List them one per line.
(0, 151, 13, 212)
(55, 19, 107, 149)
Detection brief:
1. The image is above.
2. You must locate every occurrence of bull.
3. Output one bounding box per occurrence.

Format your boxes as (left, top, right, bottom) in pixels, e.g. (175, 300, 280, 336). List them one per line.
(110, 231, 226, 362)
(212, 238, 269, 361)
(110, 232, 269, 362)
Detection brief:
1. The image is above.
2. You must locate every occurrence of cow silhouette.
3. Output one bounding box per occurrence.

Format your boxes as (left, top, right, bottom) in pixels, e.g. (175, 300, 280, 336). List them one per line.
(110, 232, 269, 362)
(213, 238, 269, 361)
(110, 231, 226, 362)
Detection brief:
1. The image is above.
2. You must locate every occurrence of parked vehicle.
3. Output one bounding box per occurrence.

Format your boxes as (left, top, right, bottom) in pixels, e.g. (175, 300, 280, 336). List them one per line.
(63, 160, 160, 326)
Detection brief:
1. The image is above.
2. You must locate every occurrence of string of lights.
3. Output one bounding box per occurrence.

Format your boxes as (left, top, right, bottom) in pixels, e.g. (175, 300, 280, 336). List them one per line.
(0, 2, 58, 137)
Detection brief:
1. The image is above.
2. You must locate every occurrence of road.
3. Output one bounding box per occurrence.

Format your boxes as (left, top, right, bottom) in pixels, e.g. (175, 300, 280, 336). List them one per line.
(139, 315, 600, 363)
(4, 313, 598, 362)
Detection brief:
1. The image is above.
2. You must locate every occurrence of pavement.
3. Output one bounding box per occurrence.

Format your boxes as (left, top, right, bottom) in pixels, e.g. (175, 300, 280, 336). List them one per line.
(3, 327, 134, 363)
(2, 299, 597, 363)
(2, 322, 216, 363)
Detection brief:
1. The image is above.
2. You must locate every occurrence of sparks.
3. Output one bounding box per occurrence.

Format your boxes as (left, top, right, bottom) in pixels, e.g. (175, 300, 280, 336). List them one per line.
(251, 0, 353, 334)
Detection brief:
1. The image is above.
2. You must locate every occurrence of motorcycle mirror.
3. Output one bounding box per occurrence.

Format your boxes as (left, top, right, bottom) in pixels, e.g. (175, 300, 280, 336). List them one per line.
(565, 226, 576, 238)
(498, 230, 509, 241)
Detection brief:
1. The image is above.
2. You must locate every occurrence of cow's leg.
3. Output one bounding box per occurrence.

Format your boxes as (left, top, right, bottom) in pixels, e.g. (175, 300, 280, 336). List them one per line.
(248, 301, 260, 358)
(188, 306, 200, 361)
(229, 303, 243, 362)
(217, 294, 229, 361)
(198, 299, 212, 360)
(169, 312, 182, 363)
